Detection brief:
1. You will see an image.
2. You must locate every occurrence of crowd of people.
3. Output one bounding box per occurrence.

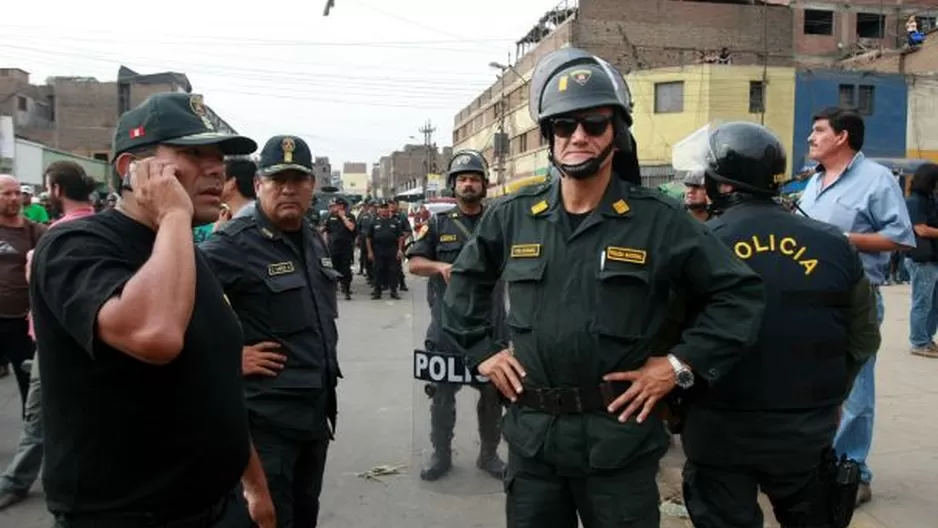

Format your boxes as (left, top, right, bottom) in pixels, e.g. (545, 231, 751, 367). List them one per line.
(0, 44, 928, 528)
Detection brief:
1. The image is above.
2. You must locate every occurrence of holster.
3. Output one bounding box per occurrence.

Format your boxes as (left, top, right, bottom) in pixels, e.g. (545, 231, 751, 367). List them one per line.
(821, 448, 861, 528)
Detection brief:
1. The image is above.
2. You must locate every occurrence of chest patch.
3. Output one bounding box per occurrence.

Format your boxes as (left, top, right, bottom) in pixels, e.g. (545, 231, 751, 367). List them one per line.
(268, 261, 296, 276)
(606, 246, 646, 265)
(439, 234, 458, 243)
(511, 244, 541, 258)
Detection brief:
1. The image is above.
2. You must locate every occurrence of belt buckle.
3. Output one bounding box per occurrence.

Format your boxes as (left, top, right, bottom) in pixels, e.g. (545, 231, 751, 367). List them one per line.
(539, 388, 582, 414)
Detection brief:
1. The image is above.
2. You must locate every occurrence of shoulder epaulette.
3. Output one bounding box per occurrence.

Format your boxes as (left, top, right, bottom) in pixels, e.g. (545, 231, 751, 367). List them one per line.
(217, 215, 254, 236)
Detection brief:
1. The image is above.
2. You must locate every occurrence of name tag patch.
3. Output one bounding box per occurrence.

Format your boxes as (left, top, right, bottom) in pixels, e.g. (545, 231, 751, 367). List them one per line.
(511, 244, 541, 258)
(606, 246, 646, 265)
(268, 261, 296, 276)
(439, 234, 458, 243)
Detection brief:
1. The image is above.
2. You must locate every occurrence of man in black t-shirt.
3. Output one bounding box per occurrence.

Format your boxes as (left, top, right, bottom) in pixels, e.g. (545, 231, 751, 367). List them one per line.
(29, 92, 275, 528)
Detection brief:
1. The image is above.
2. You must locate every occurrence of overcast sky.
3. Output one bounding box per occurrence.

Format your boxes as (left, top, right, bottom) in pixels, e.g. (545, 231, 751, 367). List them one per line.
(1, 0, 563, 169)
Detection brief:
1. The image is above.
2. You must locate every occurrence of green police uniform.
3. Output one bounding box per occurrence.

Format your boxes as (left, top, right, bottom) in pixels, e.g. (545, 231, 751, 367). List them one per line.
(441, 175, 765, 527)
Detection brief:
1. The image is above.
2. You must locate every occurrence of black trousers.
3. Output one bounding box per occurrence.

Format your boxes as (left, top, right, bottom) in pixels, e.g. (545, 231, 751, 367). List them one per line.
(372, 249, 399, 294)
(0, 316, 34, 417)
(224, 426, 330, 528)
(505, 447, 660, 528)
(329, 247, 353, 290)
(682, 458, 833, 528)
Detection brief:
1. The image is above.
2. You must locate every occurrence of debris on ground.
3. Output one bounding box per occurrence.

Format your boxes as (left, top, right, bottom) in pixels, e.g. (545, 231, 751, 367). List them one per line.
(355, 464, 407, 483)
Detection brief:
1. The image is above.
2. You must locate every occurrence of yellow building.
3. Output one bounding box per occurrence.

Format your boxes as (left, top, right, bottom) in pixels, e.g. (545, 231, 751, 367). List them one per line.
(628, 64, 797, 178)
(453, 62, 797, 194)
(341, 162, 369, 197)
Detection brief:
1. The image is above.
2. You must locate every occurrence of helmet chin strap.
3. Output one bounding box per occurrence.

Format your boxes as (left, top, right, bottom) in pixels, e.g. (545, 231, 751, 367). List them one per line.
(556, 141, 615, 180)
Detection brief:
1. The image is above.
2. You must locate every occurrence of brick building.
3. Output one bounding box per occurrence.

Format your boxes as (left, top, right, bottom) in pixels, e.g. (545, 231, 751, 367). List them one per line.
(374, 144, 452, 198)
(313, 157, 333, 190)
(0, 66, 238, 161)
(452, 0, 938, 186)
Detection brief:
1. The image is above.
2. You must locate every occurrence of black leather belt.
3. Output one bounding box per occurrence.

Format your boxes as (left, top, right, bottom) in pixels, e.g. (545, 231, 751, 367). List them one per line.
(55, 496, 227, 528)
(514, 382, 631, 414)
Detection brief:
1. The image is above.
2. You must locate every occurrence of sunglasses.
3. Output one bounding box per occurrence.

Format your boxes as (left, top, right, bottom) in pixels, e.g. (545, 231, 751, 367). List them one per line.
(549, 115, 613, 138)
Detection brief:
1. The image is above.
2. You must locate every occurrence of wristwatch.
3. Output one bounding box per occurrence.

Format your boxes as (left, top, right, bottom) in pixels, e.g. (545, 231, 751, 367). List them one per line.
(667, 354, 695, 389)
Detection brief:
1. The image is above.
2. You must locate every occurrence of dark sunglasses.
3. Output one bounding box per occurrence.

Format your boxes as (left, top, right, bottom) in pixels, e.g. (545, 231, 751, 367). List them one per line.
(549, 115, 612, 138)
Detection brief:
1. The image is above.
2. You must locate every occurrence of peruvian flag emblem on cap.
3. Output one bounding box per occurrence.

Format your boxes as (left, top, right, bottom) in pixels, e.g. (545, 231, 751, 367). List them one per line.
(130, 126, 145, 138)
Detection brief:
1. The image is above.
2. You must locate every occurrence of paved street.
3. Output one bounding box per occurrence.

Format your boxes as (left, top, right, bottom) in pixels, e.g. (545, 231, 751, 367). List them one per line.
(1, 275, 936, 527)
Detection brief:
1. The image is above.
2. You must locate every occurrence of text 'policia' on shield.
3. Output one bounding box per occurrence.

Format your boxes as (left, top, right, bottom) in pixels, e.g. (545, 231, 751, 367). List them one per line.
(413, 349, 489, 385)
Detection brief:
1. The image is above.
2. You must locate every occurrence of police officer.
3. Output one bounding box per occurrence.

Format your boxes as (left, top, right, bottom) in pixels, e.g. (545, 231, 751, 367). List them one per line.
(200, 135, 341, 528)
(366, 199, 405, 300)
(389, 200, 412, 291)
(323, 196, 356, 300)
(440, 48, 766, 527)
(677, 121, 879, 528)
(356, 200, 375, 280)
(681, 169, 710, 222)
(407, 149, 507, 481)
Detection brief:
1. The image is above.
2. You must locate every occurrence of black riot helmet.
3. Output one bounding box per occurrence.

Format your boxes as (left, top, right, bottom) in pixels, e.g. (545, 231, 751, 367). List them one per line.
(702, 122, 788, 202)
(446, 149, 489, 189)
(529, 48, 639, 184)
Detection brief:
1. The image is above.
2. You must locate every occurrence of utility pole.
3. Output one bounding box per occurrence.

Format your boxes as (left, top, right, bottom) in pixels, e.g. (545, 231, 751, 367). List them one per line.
(419, 120, 435, 197)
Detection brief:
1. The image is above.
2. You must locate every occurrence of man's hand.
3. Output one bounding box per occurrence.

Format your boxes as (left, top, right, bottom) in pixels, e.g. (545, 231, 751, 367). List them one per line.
(242, 341, 287, 377)
(397, 250, 404, 261)
(367, 251, 375, 262)
(243, 487, 276, 528)
(128, 158, 194, 226)
(603, 356, 677, 424)
(438, 262, 453, 283)
(478, 348, 526, 402)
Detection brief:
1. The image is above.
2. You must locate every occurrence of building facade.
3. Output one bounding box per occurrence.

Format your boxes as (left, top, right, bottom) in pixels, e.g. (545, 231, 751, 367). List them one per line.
(341, 162, 369, 197)
(373, 144, 452, 198)
(629, 64, 797, 183)
(791, 69, 908, 169)
(0, 66, 237, 161)
(452, 0, 937, 186)
(907, 76, 938, 162)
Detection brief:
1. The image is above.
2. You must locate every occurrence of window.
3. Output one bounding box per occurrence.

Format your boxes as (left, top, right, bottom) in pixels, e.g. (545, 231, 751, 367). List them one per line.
(916, 16, 936, 32)
(857, 85, 875, 115)
(519, 133, 528, 154)
(654, 82, 684, 113)
(17, 95, 27, 111)
(804, 9, 834, 35)
(838, 84, 856, 107)
(856, 13, 885, 39)
(749, 81, 765, 113)
(93, 153, 109, 161)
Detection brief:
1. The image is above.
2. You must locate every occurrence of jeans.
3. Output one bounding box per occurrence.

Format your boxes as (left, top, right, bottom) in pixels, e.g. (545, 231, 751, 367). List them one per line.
(0, 354, 43, 495)
(906, 259, 938, 347)
(833, 287, 883, 484)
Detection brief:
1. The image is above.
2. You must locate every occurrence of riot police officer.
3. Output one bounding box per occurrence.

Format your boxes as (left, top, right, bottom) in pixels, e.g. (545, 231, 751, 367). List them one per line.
(389, 200, 412, 292)
(678, 121, 879, 528)
(407, 149, 507, 481)
(366, 199, 405, 300)
(441, 48, 765, 528)
(323, 196, 356, 300)
(680, 169, 710, 222)
(356, 200, 375, 280)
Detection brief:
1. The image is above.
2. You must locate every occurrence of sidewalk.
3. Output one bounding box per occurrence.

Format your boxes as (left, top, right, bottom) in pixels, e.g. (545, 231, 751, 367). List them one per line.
(657, 284, 938, 527)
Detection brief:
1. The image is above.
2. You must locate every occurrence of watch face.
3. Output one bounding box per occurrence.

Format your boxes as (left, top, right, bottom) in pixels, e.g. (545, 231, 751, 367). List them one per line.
(677, 370, 694, 387)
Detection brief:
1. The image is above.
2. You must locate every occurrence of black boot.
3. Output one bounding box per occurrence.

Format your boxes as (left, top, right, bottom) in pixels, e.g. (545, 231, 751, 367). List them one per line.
(342, 283, 351, 301)
(476, 385, 506, 479)
(421, 385, 456, 481)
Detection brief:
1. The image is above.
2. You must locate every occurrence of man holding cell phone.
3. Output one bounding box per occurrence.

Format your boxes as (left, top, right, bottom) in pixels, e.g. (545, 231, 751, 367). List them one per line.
(29, 92, 275, 528)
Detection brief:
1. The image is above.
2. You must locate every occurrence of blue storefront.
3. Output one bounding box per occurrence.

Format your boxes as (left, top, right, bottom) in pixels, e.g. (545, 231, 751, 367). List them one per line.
(792, 70, 908, 172)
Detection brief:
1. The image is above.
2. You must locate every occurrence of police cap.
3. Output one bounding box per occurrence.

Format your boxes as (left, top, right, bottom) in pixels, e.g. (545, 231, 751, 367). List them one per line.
(258, 135, 314, 177)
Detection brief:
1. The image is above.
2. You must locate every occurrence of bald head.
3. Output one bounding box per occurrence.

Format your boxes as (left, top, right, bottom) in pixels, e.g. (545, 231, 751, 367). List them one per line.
(0, 174, 22, 219)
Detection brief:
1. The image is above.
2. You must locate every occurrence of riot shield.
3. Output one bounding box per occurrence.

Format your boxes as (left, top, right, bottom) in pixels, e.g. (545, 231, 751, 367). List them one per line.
(411, 275, 509, 494)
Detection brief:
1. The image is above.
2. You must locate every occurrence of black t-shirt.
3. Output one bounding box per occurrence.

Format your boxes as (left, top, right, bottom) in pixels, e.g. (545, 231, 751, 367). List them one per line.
(30, 209, 250, 516)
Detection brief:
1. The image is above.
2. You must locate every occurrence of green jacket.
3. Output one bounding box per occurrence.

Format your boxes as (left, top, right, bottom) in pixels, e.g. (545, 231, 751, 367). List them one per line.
(441, 175, 766, 469)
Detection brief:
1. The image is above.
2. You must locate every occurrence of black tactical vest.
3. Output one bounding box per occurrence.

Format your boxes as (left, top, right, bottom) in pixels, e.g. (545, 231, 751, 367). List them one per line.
(703, 202, 855, 411)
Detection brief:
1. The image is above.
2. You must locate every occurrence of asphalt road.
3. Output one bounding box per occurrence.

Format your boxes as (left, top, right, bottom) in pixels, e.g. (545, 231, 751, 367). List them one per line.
(0, 275, 936, 527)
